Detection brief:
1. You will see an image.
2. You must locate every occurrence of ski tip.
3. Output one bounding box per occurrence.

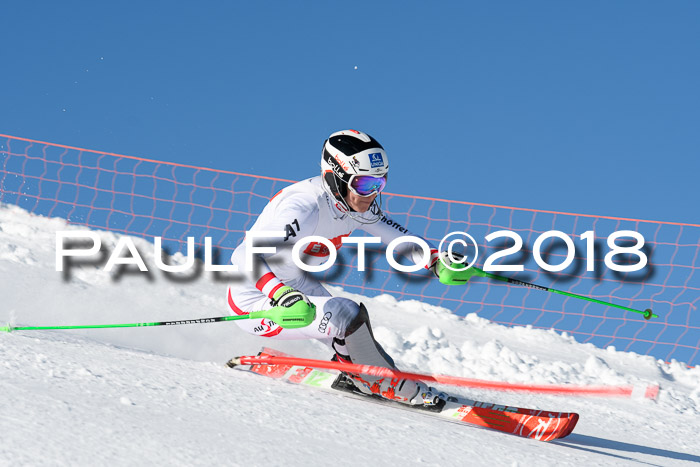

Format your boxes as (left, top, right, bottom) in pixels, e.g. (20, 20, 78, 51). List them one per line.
(225, 357, 242, 368)
(557, 413, 579, 440)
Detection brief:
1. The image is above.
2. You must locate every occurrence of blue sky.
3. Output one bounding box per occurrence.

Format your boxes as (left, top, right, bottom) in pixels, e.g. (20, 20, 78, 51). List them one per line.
(1, 1, 699, 224)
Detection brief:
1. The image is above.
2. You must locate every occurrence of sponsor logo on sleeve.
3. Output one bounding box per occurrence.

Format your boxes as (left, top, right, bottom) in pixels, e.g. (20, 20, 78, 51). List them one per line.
(380, 215, 409, 234)
(284, 219, 300, 241)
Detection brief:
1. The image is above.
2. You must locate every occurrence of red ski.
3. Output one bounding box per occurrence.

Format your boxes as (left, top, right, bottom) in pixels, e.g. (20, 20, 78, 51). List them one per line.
(227, 348, 579, 442)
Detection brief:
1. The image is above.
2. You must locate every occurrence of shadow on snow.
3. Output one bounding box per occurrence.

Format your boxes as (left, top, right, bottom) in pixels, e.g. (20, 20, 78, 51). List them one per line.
(555, 433, 699, 465)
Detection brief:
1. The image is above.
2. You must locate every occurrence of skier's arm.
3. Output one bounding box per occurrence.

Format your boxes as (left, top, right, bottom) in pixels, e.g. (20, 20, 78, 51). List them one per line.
(362, 214, 440, 272)
(231, 196, 320, 300)
(363, 218, 470, 281)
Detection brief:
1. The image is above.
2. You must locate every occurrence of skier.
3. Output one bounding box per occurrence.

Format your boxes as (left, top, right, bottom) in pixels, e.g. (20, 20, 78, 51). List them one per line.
(228, 129, 457, 406)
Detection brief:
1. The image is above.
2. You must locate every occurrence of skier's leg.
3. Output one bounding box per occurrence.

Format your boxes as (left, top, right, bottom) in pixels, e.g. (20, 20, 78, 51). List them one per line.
(328, 301, 394, 367)
(324, 300, 440, 406)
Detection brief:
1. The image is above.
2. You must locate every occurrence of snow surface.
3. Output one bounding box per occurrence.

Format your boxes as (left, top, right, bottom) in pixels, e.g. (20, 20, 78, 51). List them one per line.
(1, 203, 699, 466)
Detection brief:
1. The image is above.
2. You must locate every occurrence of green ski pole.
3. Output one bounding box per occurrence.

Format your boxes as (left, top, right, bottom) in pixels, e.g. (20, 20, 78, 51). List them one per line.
(437, 263, 658, 320)
(0, 302, 316, 333)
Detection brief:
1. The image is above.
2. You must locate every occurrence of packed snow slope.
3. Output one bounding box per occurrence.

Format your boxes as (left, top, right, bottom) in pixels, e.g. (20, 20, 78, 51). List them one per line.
(1, 204, 699, 466)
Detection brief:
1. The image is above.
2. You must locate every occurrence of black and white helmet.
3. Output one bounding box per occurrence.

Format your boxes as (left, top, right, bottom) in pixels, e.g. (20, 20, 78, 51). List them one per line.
(321, 129, 389, 205)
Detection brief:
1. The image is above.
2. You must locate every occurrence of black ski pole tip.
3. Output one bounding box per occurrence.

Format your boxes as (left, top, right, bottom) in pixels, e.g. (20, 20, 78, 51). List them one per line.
(643, 309, 653, 320)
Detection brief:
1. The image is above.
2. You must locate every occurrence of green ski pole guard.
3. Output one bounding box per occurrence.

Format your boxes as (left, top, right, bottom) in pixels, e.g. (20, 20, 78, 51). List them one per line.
(249, 302, 316, 329)
(436, 259, 484, 285)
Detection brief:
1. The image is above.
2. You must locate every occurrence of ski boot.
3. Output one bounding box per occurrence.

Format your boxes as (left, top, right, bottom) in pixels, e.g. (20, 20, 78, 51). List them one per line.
(332, 372, 448, 412)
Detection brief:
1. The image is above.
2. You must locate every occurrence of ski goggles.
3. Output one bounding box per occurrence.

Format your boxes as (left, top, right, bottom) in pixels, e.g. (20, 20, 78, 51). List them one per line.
(348, 174, 387, 197)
